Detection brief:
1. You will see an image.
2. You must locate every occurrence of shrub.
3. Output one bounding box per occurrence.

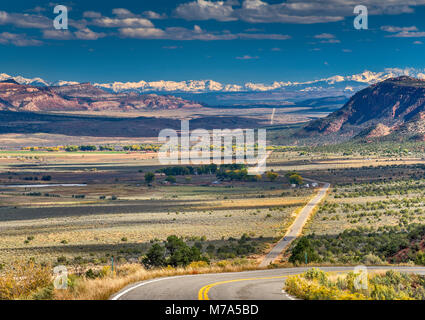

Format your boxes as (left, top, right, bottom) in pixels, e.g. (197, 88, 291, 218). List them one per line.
(142, 236, 209, 268)
(362, 254, 384, 265)
(165, 175, 176, 183)
(144, 172, 155, 184)
(0, 261, 52, 300)
(188, 261, 209, 269)
(285, 269, 425, 300)
(142, 244, 166, 268)
(415, 251, 425, 265)
(289, 237, 320, 264)
(266, 171, 279, 182)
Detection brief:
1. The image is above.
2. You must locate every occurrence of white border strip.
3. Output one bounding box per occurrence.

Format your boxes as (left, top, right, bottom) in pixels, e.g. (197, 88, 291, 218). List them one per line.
(111, 276, 186, 300)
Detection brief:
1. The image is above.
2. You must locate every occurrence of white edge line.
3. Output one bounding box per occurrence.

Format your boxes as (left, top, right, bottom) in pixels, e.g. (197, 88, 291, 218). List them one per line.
(111, 275, 186, 300)
(111, 266, 425, 300)
(111, 268, 289, 300)
(281, 289, 295, 300)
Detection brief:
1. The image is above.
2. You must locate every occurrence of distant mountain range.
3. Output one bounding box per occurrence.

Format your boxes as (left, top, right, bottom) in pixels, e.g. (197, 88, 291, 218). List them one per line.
(2, 68, 425, 96)
(2, 68, 425, 106)
(299, 76, 425, 142)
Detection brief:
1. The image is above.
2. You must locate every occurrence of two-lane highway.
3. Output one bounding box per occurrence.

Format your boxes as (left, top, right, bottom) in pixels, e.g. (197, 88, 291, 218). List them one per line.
(259, 181, 330, 267)
(111, 266, 425, 300)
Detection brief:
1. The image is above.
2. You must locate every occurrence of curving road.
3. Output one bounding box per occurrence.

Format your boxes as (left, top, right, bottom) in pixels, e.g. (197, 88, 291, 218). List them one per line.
(259, 181, 330, 267)
(111, 180, 424, 300)
(111, 266, 425, 300)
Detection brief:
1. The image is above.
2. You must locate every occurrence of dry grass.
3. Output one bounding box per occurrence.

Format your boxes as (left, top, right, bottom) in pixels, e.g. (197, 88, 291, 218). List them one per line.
(0, 261, 51, 300)
(54, 263, 262, 300)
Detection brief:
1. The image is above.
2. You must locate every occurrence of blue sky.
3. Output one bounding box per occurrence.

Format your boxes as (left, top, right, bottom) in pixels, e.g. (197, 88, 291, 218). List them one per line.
(1, 0, 425, 84)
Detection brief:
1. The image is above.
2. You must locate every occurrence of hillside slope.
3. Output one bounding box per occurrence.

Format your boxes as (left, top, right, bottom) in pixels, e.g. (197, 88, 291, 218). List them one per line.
(0, 81, 203, 112)
(298, 76, 425, 140)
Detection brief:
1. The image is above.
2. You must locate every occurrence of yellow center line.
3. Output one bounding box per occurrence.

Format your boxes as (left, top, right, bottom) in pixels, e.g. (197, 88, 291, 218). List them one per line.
(198, 275, 288, 300)
(197, 268, 425, 300)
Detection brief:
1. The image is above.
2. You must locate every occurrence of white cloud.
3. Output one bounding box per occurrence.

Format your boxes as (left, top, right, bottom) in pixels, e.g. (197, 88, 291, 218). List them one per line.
(74, 28, 106, 40)
(0, 32, 42, 46)
(143, 11, 167, 20)
(119, 27, 166, 39)
(381, 25, 418, 33)
(112, 8, 134, 17)
(162, 45, 182, 49)
(83, 11, 102, 18)
(236, 55, 259, 60)
(393, 32, 425, 37)
(43, 28, 105, 41)
(92, 17, 154, 28)
(314, 33, 335, 39)
(313, 33, 340, 43)
(42, 30, 74, 40)
(175, 0, 425, 24)
(238, 33, 290, 40)
(381, 25, 425, 37)
(119, 23, 290, 41)
(320, 39, 340, 43)
(175, 0, 238, 22)
(0, 10, 51, 29)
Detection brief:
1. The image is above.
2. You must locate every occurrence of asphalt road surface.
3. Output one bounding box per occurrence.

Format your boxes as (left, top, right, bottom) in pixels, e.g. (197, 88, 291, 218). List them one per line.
(259, 182, 330, 267)
(111, 266, 425, 300)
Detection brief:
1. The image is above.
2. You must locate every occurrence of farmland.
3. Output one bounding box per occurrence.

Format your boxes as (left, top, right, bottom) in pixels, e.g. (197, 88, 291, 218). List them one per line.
(0, 150, 314, 266)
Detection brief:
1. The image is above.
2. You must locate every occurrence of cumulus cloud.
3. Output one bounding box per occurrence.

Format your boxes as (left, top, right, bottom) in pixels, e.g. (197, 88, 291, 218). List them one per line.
(84, 9, 155, 29)
(0, 32, 42, 46)
(175, 0, 238, 22)
(238, 33, 290, 40)
(0, 10, 51, 29)
(320, 39, 340, 43)
(381, 25, 425, 37)
(42, 29, 74, 40)
(0, 6, 288, 42)
(162, 45, 182, 49)
(119, 23, 290, 41)
(83, 11, 102, 18)
(112, 8, 135, 18)
(143, 11, 167, 20)
(92, 17, 154, 28)
(120, 25, 236, 40)
(236, 55, 259, 60)
(174, 0, 425, 24)
(314, 33, 335, 39)
(313, 33, 340, 43)
(74, 28, 106, 40)
(391, 31, 425, 37)
(43, 28, 105, 41)
(119, 27, 166, 39)
(381, 25, 418, 32)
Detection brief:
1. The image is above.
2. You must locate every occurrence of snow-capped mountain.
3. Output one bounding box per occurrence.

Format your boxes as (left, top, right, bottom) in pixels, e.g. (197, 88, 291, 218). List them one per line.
(93, 68, 425, 94)
(3, 68, 425, 95)
(0, 73, 49, 87)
